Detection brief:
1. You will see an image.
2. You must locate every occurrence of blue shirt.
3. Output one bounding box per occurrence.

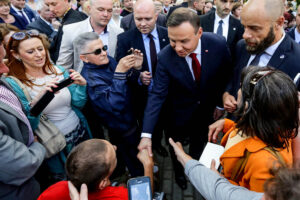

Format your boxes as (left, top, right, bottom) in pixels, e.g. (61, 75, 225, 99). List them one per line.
(81, 56, 136, 132)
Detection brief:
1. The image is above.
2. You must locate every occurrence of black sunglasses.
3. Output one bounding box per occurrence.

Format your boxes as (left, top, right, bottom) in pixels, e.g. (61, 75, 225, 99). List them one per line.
(248, 70, 274, 99)
(82, 45, 108, 55)
(11, 30, 40, 40)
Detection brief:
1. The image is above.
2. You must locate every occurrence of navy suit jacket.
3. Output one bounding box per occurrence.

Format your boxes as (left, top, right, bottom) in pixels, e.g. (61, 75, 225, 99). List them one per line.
(26, 17, 56, 41)
(200, 11, 244, 54)
(142, 33, 232, 134)
(0, 12, 26, 30)
(10, 7, 35, 25)
(226, 35, 300, 98)
(287, 27, 296, 40)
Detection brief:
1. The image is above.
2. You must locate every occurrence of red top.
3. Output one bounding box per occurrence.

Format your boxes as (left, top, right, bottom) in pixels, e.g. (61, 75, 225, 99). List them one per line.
(38, 181, 128, 200)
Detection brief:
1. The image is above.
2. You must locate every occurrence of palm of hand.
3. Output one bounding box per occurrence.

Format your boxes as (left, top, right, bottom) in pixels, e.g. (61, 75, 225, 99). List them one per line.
(134, 54, 143, 68)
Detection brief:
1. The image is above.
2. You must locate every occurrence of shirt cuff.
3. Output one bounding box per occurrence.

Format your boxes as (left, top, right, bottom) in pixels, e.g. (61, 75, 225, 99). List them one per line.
(141, 133, 152, 138)
(114, 72, 127, 80)
(216, 106, 225, 111)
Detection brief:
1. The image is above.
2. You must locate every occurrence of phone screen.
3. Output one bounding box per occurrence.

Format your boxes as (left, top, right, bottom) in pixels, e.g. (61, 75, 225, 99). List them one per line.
(130, 182, 151, 200)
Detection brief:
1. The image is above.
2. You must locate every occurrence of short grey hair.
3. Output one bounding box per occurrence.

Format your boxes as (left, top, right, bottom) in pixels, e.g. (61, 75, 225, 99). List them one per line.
(73, 32, 99, 55)
(36, 0, 46, 11)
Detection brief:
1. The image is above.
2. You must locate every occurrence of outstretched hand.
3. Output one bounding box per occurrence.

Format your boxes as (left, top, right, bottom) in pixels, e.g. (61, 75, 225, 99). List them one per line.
(169, 138, 192, 167)
(138, 137, 153, 157)
(68, 181, 88, 200)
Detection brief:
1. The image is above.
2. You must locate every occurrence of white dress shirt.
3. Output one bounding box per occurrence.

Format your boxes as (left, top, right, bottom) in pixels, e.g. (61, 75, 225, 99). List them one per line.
(247, 32, 286, 67)
(295, 28, 300, 44)
(213, 12, 230, 40)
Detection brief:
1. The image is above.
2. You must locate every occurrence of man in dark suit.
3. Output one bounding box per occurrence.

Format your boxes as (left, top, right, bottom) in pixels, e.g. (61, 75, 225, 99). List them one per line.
(138, 8, 232, 189)
(120, 12, 167, 31)
(166, 0, 188, 19)
(200, 0, 244, 54)
(223, 0, 300, 113)
(45, 0, 87, 63)
(287, 5, 300, 44)
(26, 1, 57, 42)
(116, 0, 169, 157)
(10, 0, 36, 26)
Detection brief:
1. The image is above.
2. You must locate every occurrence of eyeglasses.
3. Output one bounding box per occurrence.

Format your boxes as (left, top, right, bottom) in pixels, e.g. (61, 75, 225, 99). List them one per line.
(11, 30, 40, 40)
(81, 45, 108, 55)
(248, 70, 274, 98)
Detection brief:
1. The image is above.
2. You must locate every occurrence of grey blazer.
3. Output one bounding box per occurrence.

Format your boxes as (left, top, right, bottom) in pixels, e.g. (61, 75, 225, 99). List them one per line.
(56, 17, 123, 72)
(0, 78, 45, 200)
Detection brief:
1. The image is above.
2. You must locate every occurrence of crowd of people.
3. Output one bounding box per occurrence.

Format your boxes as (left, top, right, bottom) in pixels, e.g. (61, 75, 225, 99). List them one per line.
(0, 0, 300, 199)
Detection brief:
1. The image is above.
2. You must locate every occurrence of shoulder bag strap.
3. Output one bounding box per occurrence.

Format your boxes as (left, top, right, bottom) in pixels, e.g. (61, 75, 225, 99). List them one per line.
(264, 146, 286, 167)
(7, 76, 32, 101)
(230, 150, 251, 182)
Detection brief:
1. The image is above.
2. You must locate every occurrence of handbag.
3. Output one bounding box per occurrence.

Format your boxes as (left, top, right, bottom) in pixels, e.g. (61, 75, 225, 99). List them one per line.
(7, 76, 66, 158)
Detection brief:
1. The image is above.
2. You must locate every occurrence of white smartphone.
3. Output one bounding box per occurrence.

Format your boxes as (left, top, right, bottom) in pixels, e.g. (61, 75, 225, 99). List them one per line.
(128, 176, 152, 200)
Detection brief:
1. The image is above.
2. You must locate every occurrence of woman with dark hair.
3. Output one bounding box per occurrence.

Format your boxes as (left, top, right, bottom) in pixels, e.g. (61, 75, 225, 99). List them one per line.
(231, 2, 242, 20)
(208, 66, 298, 192)
(0, 0, 26, 30)
(4, 30, 92, 186)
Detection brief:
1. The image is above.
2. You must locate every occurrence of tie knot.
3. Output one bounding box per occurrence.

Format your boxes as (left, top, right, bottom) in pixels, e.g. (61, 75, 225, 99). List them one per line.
(219, 20, 223, 25)
(189, 53, 197, 59)
(148, 34, 153, 39)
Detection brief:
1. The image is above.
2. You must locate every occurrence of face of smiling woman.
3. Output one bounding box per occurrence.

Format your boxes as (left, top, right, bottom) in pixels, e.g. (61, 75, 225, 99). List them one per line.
(14, 38, 47, 71)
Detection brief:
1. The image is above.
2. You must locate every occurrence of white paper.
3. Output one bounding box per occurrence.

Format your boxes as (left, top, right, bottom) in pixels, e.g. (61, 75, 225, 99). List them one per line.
(199, 142, 224, 169)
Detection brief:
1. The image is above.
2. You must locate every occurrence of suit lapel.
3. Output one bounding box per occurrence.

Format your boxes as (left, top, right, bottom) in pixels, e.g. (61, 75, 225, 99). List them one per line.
(227, 16, 236, 45)
(157, 27, 168, 50)
(268, 35, 290, 70)
(175, 55, 196, 90)
(206, 12, 215, 32)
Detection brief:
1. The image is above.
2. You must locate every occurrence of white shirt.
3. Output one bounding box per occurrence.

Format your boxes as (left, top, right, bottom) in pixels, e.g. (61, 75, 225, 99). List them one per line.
(185, 39, 201, 80)
(213, 12, 230, 40)
(87, 18, 110, 53)
(247, 32, 286, 67)
(295, 28, 300, 44)
(141, 39, 201, 138)
(25, 66, 80, 135)
(11, 4, 31, 24)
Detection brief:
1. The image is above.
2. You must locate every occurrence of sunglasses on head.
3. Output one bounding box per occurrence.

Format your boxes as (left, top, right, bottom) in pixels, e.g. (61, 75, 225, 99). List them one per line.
(247, 70, 274, 99)
(82, 45, 108, 55)
(11, 30, 40, 40)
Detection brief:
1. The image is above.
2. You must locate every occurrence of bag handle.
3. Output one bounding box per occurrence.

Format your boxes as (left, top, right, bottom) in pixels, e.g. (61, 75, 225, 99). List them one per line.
(7, 76, 32, 101)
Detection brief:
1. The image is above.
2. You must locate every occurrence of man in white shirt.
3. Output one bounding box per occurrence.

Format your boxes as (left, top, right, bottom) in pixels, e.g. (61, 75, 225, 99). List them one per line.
(56, 0, 123, 72)
(200, 0, 244, 53)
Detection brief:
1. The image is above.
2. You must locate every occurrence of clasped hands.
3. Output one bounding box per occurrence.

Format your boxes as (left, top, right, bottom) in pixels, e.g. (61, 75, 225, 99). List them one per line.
(115, 48, 143, 73)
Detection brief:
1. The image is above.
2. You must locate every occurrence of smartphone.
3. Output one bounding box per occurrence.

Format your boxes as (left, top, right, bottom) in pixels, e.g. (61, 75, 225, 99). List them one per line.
(52, 77, 74, 93)
(29, 77, 74, 116)
(128, 176, 152, 200)
(127, 48, 133, 56)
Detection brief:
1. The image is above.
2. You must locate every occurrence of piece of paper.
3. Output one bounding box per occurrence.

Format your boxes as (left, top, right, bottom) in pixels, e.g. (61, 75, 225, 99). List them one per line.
(199, 142, 224, 169)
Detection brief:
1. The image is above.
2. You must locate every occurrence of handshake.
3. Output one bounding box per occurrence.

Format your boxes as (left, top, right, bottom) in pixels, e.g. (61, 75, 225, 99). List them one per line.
(115, 48, 143, 73)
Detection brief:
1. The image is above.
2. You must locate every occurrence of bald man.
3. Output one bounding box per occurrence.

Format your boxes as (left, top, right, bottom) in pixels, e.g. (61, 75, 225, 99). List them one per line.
(223, 0, 300, 113)
(115, 0, 169, 158)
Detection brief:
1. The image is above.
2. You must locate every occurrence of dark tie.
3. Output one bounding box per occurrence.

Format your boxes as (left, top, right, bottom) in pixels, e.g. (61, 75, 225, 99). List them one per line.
(189, 53, 201, 82)
(216, 20, 223, 36)
(249, 52, 264, 66)
(19, 10, 30, 25)
(148, 34, 157, 76)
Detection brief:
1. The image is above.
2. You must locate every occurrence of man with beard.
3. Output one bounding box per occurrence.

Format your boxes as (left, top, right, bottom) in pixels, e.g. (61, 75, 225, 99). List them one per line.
(287, 5, 300, 44)
(223, 0, 300, 114)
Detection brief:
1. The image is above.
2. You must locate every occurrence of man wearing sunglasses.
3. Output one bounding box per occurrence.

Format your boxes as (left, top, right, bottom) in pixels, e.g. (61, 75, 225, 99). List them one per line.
(56, 0, 123, 72)
(75, 32, 145, 178)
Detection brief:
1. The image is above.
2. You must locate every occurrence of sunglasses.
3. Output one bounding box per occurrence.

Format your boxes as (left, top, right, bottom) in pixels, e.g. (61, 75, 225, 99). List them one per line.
(11, 30, 40, 40)
(81, 45, 108, 55)
(248, 70, 274, 98)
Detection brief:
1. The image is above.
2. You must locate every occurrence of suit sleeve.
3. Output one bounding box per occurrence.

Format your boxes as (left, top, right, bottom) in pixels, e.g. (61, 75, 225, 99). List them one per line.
(0, 121, 45, 186)
(142, 58, 169, 133)
(56, 26, 74, 70)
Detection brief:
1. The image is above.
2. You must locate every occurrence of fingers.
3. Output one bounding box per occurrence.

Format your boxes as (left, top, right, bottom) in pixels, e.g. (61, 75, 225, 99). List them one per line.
(68, 181, 79, 200)
(79, 184, 88, 200)
(147, 146, 153, 157)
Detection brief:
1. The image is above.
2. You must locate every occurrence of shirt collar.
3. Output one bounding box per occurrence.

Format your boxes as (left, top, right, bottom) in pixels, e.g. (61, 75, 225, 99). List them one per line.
(88, 17, 109, 34)
(40, 16, 51, 26)
(264, 31, 285, 56)
(11, 4, 23, 12)
(142, 26, 158, 40)
(215, 12, 230, 26)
